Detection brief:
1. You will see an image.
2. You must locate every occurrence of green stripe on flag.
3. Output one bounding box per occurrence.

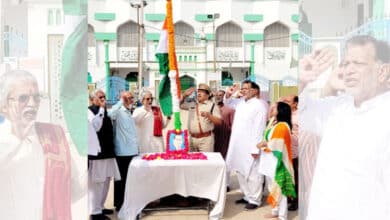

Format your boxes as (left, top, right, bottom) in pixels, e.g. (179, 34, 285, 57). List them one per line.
(272, 151, 296, 198)
(156, 53, 173, 116)
(60, 18, 88, 156)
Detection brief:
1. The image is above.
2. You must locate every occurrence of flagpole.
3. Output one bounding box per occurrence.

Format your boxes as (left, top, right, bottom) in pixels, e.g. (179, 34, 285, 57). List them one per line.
(166, 0, 182, 131)
(139, 1, 144, 93)
(130, 0, 147, 95)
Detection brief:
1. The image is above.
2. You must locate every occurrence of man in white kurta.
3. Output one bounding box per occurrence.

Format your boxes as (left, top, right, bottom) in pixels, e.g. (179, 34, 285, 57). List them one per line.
(133, 91, 169, 153)
(300, 35, 390, 220)
(225, 80, 268, 209)
(0, 70, 85, 219)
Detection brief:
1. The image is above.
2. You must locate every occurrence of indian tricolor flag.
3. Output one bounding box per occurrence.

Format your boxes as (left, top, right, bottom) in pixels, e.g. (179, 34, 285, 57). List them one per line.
(60, 0, 87, 156)
(266, 122, 296, 207)
(155, 0, 182, 131)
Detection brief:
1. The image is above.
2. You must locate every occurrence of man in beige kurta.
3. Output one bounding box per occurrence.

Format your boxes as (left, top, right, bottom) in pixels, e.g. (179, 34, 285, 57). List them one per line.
(180, 84, 222, 152)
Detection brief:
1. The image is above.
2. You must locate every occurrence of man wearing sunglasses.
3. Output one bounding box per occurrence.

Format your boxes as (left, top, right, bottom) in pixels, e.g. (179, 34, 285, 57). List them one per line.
(133, 90, 169, 153)
(0, 70, 83, 219)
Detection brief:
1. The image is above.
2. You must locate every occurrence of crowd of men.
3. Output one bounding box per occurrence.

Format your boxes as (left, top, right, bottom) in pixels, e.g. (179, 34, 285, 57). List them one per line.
(87, 77, 299, 220)
(1, 34, 389, 220)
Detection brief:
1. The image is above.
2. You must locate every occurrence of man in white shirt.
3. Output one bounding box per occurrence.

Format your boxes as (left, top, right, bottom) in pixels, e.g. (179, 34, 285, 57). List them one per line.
(133, 90, 171, 153)
(0, 70, 85, 219)
(225, 80, 268, 210)
(88, 90, 121, 220)
(300, 35, 390, 220)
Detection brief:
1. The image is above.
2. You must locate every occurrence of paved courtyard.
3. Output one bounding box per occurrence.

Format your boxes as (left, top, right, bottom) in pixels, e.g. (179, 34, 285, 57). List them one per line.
(102, 114, 298, 220)
(104, 172, 298, 220)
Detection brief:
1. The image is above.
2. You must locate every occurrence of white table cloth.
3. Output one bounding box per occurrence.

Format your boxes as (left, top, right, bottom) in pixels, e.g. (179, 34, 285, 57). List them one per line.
(118, 152, 227, 220)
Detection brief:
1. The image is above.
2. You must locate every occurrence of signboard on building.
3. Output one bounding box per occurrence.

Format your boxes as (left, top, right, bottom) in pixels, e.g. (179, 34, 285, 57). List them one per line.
(217, 48, 242, 61)
(264, 47, 289, 62)
(118, 47, 138, 61)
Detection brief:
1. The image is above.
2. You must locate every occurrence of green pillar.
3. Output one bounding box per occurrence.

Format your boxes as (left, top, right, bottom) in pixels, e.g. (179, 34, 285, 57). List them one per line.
(104, 40, 110, 100)
(250, 42, 255, 79)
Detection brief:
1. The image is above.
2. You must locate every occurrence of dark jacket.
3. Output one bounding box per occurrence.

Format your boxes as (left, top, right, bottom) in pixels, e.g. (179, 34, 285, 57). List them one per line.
(88, 105, 116, 160)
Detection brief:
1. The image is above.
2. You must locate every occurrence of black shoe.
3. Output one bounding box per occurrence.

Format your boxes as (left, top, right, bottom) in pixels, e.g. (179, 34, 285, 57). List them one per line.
(235, 198, 248, 204)
(245, 203, 258, 210)
(226, 186, 230, 192)
(90, 214, 100, 220)
(91, 214, 111, 220)
(101, 215, 111, 220)
(102, 209, 114, 215)
(288, 203, 298, 211)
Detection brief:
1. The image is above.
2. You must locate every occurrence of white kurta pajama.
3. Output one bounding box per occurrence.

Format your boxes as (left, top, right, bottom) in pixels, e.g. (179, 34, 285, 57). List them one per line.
(133, 106, 168, 153)
(300, 91, 390, 220)
(0, 119, 85, 219)
(225, 97, 268, 205)
(0, 120, 45, 219)
(88, 108, 121, 215)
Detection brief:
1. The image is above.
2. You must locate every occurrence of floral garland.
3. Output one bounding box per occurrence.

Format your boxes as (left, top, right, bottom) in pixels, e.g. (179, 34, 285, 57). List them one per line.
(142, 151, 207, 161)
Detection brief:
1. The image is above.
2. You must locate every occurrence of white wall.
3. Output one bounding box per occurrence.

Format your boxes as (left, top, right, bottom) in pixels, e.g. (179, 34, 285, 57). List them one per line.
(302, 0, 371, 37)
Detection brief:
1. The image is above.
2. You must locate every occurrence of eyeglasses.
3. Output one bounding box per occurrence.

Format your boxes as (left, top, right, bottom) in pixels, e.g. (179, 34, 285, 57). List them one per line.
(126, 96, 134, 100)
(8, 94, 41, 104)
(144, 97, 154, 101)
(99, 95, 106, 100)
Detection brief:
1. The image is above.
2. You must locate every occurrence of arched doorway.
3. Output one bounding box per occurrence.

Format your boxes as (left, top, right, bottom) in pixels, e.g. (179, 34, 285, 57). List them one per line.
(117, 21, 138, 47)
(216, 22, 243, 47)
(126, 72, 138, 83)
(221, 71, 233, 86)
(180, 75, 195, 91)
(264, 22, 289, 47)
(174, 21, 195, 46)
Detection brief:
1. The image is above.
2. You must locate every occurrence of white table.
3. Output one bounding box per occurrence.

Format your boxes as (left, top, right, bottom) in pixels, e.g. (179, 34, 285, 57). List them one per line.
(118, 152, 227, 220)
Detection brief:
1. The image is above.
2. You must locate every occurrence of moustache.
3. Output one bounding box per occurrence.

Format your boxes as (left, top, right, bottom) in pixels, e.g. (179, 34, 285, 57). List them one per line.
(22, 108, 38, 120)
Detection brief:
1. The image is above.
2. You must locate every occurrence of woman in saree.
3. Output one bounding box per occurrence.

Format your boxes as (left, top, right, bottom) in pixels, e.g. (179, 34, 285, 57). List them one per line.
(257, 101, 296, 220)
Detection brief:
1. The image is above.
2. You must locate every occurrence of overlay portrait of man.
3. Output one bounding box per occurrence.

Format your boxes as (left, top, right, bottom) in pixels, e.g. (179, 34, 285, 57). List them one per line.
(0, 70, 86, 219)
(299, 35, 390, 220)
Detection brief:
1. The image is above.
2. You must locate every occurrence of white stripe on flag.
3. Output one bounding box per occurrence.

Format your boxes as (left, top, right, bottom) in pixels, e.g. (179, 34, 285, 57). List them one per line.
(169, 70, 180, 113)
(156, 30, 168, 54)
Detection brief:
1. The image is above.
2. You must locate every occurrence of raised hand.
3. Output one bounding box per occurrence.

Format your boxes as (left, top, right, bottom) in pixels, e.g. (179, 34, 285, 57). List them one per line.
(313, 46, 337, 73)
(319, 61, 350, 97)
(226, 84, 239, 98)
(183, 87, 196, 98)
(299, 46, 337, 91)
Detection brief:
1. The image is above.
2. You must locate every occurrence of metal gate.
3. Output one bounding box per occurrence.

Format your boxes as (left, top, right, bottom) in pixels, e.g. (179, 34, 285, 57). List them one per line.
(96, 76, 129, 106)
